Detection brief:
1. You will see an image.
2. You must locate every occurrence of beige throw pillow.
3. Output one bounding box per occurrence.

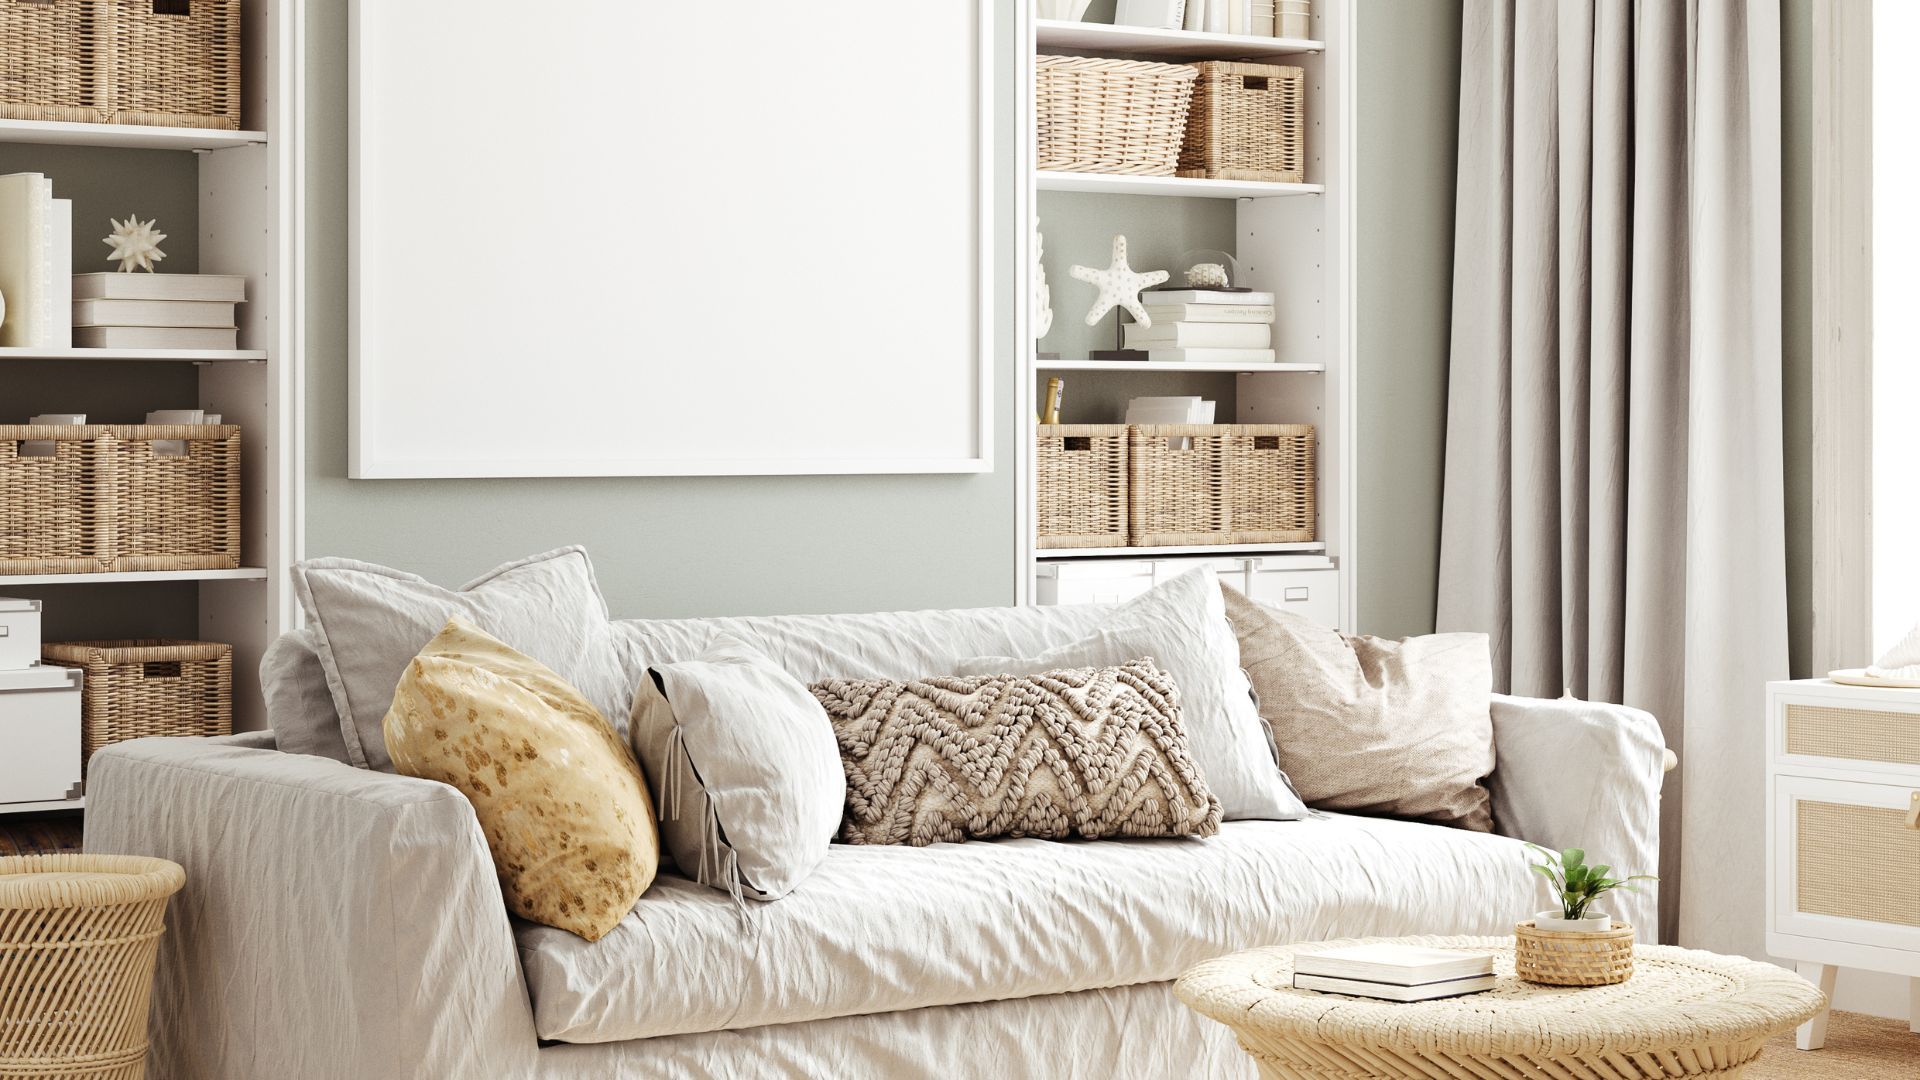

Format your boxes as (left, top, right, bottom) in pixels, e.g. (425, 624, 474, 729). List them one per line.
(384, 618, 659, 941)
(1220, 585, 1496, 831)
(811, 658, 1222, 846)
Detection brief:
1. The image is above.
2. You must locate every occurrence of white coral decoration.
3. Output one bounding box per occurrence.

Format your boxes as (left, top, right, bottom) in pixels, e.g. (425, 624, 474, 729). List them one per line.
(1033, 217, 1054, 339)
(104, 215, 167, 273)
(1186, 262, 1229, 288)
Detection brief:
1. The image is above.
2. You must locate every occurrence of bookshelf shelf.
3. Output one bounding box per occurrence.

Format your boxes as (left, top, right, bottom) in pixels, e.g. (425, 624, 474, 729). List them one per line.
(0, 568, 269, 586)
(1038, 543, 1327, 560)
(1035, 19, 1324, 59)
(0, 347, 267, 363)
(0, 118, 266, 151)
(1038, 359, 1324, 374)
(1037, 171, 1323, 199)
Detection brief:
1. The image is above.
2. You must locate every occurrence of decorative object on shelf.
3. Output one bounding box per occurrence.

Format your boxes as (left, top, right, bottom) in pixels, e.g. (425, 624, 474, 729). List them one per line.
(1035, 0, 1096, 20)
(1277, 0, 1312, 39)
(1036, 55, 1198, 176)
(1041, 377, 1065, 425)
(1116, 0, 1188, 30)
(1174, 248, 1244, 290)
(1032, 218, 1054, 340)
(1186, 263, 1229, 288)
(43, 639, 233, 765)
(1133, 273, 1277, 362)
(71, 271, 244, 350)
(1180, 61, 1307, 184)
(1070, 235, 1169, 327)
(104, 215, 166, 273)
(0, 854, 186, 1079)
(1035, 425, 1129, 549)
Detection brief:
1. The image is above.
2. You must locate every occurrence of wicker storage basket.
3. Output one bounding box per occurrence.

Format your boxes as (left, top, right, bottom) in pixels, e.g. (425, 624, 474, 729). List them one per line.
(0, 0, 106, 123)
(1228, 424, 1315, 543)
(1513, 921, 1636, 986)
(1037, 55, 1199, 176)
(107, 424, 242, 572)
(1179, 61, 1306, 183)
(0, 426, 115, 575)
(42, 639, 232, 763)
(104, 0, 241, 130)
(0, 853, 185, 1080)
(1036, 425, 1128, 549)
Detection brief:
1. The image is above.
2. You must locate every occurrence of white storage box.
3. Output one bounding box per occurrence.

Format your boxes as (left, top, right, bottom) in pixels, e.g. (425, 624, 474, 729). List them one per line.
(0, 597, 43, 670)
(1245, 564, 1340, 628)
(1037, 555, 1340, 629)
(0, 665, 83, 809)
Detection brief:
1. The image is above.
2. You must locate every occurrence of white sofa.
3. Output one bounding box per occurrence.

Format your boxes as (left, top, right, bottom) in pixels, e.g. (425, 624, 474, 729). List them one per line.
(84, 599, 1668, 1080)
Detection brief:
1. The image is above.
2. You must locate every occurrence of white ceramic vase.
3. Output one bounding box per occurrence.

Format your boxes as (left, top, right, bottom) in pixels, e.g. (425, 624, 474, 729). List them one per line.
(1532, 909, 1611, 933)
(1036, 0, 1096, 21)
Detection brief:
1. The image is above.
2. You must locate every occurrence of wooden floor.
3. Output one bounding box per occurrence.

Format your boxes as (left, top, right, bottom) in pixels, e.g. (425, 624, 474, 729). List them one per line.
(0, 811, 83, 856)
(1752, 1011, 1918, 1077)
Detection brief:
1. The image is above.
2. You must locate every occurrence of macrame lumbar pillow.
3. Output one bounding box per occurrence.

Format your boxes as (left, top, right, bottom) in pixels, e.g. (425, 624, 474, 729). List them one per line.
(810, 658, 1222, 847)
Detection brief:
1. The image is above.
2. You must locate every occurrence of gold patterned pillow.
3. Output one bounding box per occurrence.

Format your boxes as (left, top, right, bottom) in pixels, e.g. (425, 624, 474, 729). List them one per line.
(383, 618, 658, 941)
(810, 658, 1221, 846)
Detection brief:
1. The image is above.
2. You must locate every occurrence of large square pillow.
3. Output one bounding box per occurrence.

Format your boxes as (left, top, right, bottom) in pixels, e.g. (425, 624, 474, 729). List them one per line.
(1220, 584, 1496, 830)
(293, 546, 626, 772)
(383, 618, 658, 942)
(629, 636, 844, 901)
(957, 566, 1306, 821)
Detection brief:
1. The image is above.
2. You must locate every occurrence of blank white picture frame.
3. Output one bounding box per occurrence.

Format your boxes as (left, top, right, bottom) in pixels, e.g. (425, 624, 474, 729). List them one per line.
(349, 1, 993, 478)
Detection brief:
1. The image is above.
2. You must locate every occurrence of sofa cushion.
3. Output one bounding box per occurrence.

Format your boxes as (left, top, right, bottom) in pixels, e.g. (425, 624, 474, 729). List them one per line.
(514, 814, 1541, 1044)
(261, 628, 353, 763)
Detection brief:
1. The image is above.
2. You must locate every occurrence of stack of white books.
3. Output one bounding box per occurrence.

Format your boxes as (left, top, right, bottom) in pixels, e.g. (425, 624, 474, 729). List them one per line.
(1292, 944, 1497, 1002)
(1123, 289, 1276, 364)
(0, 173, 74, 349)
(1125, 396, 1216, 426)
(71, 273, 245, 350)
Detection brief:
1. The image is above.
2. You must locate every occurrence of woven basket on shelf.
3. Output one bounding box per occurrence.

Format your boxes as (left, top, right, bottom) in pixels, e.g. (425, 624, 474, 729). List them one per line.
(1227, 424, 1315, 543)
(1129, 424, 1317, 547)
(0, 426, 115, 576)
(104, 0, 242, 130)
(1179, 61, 1307, 184)
(42, 639, 232, 764)
(1036, 425, 1128, 549)
(0, 0, 106, 123)
(108, 425, 242, 572)
(1513, 921, 1636, 986)
(0, 854, 185, 1080)
(1037, 55, 1199, 176)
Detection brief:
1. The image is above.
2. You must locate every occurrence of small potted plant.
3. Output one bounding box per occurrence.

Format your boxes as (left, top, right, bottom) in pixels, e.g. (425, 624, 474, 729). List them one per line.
(1525, 845, 1654, 932)
(1515, 845, 1656, 986)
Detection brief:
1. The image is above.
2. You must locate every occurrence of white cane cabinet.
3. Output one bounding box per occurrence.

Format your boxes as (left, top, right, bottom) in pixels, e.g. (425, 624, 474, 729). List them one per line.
(1766, 678, 1920, 1050)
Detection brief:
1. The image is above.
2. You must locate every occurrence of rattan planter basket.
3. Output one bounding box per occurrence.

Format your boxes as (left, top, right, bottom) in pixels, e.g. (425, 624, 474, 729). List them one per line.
(1036, 425, 1129, 549)
(1037, 55, 1199, 176)
(0, 854, 186, 1080)
(1513, 920, 1636, 986)
(1179, 61, 1307, 184)
(42, 639, 233, 764)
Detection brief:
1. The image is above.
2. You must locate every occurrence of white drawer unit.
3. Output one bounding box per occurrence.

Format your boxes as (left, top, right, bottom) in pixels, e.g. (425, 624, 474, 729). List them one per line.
(0, 596, 42, 671)
(1244, 566, 1340, 629)
(1036, 556, 1341, 629)
(0, 665, 83, 813)
(1766, 679, 1920, 1049)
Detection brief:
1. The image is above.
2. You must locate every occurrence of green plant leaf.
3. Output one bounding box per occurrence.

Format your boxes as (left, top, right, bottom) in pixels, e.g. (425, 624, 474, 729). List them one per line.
(1562, 848, 1585, 870)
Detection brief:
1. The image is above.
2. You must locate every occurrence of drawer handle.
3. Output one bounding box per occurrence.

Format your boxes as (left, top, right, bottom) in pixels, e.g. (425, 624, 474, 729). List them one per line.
(1908, 792, 1920, 831)
(1284, 587, 1310, 601)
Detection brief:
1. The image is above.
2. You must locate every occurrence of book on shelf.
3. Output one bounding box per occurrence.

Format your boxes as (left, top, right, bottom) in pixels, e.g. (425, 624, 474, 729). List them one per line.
(73, 325, 239, 350)
(1124, 322, 1272, 350)
(73, 299, 239, 329)
(1125, 395, 1215, 426)
(1291, 972, 1497, 1003)
(1141, 303, 1275, 324)
(1146, 289, 1275, 306)
(1146, 347, 1276, 364)
(1292, 944, 1497, 984)
(49, 197, 72, 348)
(71, 272, 246, 303)
(0, 173, 48, 348)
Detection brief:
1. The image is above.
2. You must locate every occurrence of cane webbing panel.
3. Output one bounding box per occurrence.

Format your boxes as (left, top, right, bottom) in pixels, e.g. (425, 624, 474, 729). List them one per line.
(1784, 703, 1920, 766)
(1796, 800, 1920, 927)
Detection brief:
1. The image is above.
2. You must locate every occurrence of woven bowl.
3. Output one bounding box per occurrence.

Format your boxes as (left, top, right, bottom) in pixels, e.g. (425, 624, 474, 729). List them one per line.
(1514, 920, 1635, 986)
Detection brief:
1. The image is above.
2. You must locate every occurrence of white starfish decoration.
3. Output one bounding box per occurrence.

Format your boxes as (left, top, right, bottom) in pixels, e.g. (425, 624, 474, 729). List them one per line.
(104, 215, 167, 273)
(1069, 235, 1168, 327)
(1032, 216, 1054, 339)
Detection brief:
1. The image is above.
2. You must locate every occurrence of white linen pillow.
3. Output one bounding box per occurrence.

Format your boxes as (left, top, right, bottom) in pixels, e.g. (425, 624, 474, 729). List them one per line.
(291, 546, 627, 772)
(630, 635, 845, 901)
(957, 566, 1307, 821)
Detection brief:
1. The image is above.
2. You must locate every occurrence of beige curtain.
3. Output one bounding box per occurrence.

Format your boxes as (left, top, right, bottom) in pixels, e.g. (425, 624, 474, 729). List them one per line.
(1437, 0, 1785, 955)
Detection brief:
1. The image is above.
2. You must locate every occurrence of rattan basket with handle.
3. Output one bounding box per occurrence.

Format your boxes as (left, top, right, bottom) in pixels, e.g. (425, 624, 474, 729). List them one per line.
(106, 425, 242, 572)
(1036, 425, 1128, 549)
(0, 425, 116, 575)
(1129, 424, 1317, 547)
(1513, 921, 1636, 986)
(1179, 61, 1306, 183)
(1227, 424, 1315, 543)
(0, 0, 107, 123)
(1037, 55, 1199, 176)
(0, 854, 186, 1080)
(41, 639, 232, 765)
(104, 0, 242, 129)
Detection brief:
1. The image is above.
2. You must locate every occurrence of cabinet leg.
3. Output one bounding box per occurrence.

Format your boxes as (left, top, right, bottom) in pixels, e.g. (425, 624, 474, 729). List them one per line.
(1795, 963, 1838, 1050)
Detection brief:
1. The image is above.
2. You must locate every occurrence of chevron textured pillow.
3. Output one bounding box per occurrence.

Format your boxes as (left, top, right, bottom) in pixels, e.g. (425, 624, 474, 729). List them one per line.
(811, 658, 1222, 846)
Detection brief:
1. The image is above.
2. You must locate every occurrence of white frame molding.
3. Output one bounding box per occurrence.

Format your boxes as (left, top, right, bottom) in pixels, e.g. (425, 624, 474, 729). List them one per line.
(1810, 0, 1872, 671)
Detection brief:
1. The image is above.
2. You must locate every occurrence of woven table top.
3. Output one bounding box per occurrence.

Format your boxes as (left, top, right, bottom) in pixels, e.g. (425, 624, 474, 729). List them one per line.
(0, 854, 185, 910)
(1175, 936, 1827, 1058)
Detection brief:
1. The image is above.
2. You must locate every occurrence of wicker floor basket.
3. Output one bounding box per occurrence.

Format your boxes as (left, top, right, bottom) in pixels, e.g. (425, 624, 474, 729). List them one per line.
(1037, 55, 1199, 176)
(1036, 425, 1129, 549)
(1130, 424, 1316, 547)
(1179, 61, 1307, 184)
(0, 0, 106, 123)
(105, 0, 242, 130)
(0, 426, 115, 575)
(1513, 921, 1636, 986)
(42, 640, 233, 764)
(0, 854, 185, 1080)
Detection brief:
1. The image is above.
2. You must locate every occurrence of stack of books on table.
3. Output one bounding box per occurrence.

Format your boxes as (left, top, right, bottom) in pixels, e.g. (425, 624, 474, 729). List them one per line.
(71, 273, 246, 350)
(1292, 944, 1497, 1002)
(1123, 289, 1276, 364)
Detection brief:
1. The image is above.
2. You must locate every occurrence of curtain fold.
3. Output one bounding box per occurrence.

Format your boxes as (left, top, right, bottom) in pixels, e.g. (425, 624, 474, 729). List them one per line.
(1438, 0, 1785, 956)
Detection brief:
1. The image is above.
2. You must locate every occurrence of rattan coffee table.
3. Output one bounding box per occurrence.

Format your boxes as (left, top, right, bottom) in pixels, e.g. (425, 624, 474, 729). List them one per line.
(1175, 936, 1827, 1079)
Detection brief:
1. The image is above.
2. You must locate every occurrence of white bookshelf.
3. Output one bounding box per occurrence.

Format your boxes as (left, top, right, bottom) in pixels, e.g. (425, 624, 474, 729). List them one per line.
(4, 0, 304, 732)
(1018, 3, 1357, 628)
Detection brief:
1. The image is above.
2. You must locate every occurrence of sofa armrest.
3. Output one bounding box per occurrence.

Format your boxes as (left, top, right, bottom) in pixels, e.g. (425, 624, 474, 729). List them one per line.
(1486, 694, 1667, 939)
(84, 737, 539, 1080)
